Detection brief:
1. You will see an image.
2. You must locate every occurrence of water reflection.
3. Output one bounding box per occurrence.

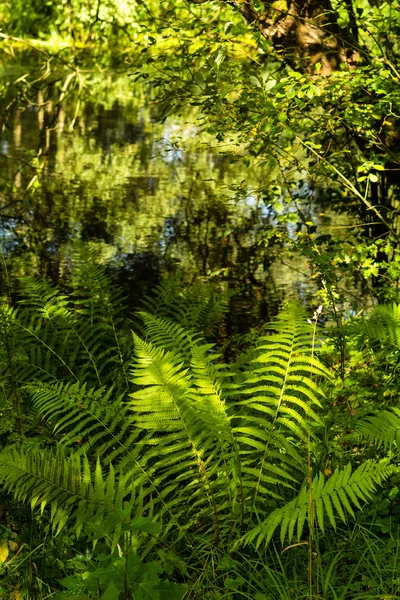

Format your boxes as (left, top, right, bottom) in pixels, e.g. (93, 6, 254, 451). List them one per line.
(0, 55, 343, 334)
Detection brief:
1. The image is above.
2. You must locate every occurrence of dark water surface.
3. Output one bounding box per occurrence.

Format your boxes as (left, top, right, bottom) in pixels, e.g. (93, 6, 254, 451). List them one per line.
(0, 55, 350, 334)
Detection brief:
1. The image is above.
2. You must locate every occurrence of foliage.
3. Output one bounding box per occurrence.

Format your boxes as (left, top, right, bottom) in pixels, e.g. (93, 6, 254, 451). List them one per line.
(1, 262, 400, 597)
(2, 1, 400, 598)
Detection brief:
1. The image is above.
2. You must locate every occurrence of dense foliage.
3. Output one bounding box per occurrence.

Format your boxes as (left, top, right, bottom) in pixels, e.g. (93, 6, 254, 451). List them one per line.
(1, 253, 400, 598)
(1, 0, 400, 598)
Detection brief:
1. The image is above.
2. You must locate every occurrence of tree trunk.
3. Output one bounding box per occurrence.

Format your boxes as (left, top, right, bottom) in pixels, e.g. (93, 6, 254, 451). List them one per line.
(227, 0, 360, 72)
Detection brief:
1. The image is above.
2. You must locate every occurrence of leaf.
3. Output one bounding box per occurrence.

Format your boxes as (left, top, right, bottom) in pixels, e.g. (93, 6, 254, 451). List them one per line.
(193, 72, 205, 89)
(128, 517, 162, 535)
(101, 581, 121, 600)
(0, 539, 9, 563)
(157, 581, 188, 599)
(224, 578, 241, 590)
(264, 79, 276, 91)
(214, 46, 227, 66)
(249, 75, 262, 88)
(59, 575, 82, 589)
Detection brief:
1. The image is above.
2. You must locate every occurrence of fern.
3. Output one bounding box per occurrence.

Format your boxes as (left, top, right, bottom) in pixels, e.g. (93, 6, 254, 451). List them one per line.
(0, 447, 136, 538)
(69, 243, 127, 325)
(26, 381, 138, 460)
(361, 302, 400, 349)
(344, 303, 400, 452)
(130, 335, 227, 532)
(138, 310, 202, 365)
(140, 276, 231, 333)
(8, 272, 132, 392)
(243, 460, 395, 548)
(354, 408, 400, 450)
(0, 276, 396, 552)
(232, 304, 328, 513)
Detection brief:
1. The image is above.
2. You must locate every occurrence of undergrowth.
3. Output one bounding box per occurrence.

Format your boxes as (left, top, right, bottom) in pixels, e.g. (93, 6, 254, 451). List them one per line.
(1, 250, 400, 599)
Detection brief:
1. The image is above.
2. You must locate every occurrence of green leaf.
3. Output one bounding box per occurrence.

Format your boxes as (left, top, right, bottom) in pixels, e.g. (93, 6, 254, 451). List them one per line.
(157, 581, 188, 600)
(59, 575, 83, 589)
(287, 86, 296, 99)
(265, 79, 276, 91)
(249, 75, 262, 88)
(129, 517, 162, 535)
(102, 581, 121, 600)
(193, 72, 205, 89)
(0, 539, 9, 563)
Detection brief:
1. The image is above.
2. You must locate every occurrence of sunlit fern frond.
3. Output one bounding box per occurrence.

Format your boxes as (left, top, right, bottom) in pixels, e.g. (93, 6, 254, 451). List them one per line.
(242, 460, 396, 548)
(130, 334, 237, 539)
(0, 447, 137, 539)
(138, 310, 203, 366)
(190, 343, 233, 440)
(232, 303, 329, 511)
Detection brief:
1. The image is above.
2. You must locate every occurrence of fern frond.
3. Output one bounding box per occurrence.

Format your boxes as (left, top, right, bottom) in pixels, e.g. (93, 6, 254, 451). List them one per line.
(233, 303, 328, 509)
(362, 303, 400, 348)
(140, 276, 231, 332)
(69, 243, 127, 323)
(130, 334, 239, 538)
(10, 275, 132, 391)
(131, 334, 192, 425)
(18, 277, 72, 321)
(242, 460, 395, 548)
(355, 408, 400, 449)
(190, 344, 233, 438)
(26, 381, 138, 461)
(0, 447, 136, 538)
(138, 311, 202, 365)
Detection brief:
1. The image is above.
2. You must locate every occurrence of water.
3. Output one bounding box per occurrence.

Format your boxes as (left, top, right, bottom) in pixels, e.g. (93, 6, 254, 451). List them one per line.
(0, 53, 355, 334)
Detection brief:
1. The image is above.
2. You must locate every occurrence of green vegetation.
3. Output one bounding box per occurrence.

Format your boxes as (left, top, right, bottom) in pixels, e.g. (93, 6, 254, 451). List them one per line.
(2, 253, 400, 598)
(1, 0, 400, 598)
